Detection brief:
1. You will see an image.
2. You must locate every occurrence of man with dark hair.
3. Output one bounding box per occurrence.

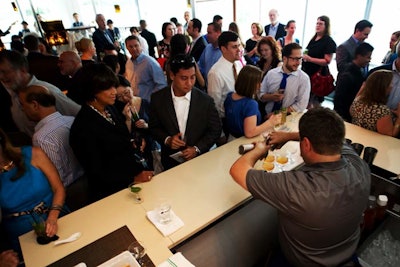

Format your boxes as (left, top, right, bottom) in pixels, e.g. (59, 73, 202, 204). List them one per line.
(213, 15, 223, 27)
(336, 19, 373, 73)
(259, 43, 310, 116)
(230, 107, 370, 266)
(208, 31, 242, 121)
(18, 21, 30, 38)
(0, 50, 80, 137)
(23, 34, 67, 89)
(187, 18, 207, 61)
(18, 85, 84, 187)
(139, 19, 158, 58)
(198, 22, 222, 83)
(125, 35, 166, 102)
(334, 42, 374, 122)
(149, 54, 221, 170)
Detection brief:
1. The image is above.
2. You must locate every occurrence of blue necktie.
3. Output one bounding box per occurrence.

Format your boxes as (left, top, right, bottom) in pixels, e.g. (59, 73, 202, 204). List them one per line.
(272, 73, 290, 112)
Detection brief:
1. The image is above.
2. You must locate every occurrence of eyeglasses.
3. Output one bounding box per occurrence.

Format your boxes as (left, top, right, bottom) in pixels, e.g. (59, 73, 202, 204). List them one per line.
(288, 57, 303, 62)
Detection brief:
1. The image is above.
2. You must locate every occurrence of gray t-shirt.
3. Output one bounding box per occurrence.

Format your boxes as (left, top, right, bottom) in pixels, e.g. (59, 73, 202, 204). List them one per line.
(247, 145, 370, 266)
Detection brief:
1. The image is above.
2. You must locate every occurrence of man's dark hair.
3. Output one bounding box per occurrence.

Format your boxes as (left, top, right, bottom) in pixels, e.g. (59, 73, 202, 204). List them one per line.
(354, 20, 373, 33)
(213, 15, 223, 22)
(118, 75, 131, 87)
(218, 31, 239, 48)
(170, 34, 188, 58)
(102, 55, 119, 73)
(107, 19, 113, 25)
(191, 18, 202, 32)
(208, 22, 221, 33)
(80, 63, 119, 102)
(281, 43, 302, 58)
(23, 34, 40, 51)
(125, 35, 140, 44)
(25, 89, 56, 107)
(11, 40, 25, 53)
(299, 107, 345, 155)
(130, 26, 139, 33)
(355, 42, 374, 57)
(0, 50, 29, 71)
(170, 17, 178, 25)
(170, 54, 196, 75)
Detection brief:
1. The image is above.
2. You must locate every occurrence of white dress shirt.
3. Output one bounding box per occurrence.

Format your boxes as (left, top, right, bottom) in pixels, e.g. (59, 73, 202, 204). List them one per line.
(171, 86, 191, 140)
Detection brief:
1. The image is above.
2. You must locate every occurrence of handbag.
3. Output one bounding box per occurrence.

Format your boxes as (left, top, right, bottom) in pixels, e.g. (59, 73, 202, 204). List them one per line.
(310, 67, 335, 97)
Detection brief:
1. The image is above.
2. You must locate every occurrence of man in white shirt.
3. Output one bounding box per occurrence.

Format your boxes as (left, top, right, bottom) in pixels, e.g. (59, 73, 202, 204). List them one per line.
(259, 43, 310, 116)
(149, 54, 221, 170)
(207, 31, 243, 143)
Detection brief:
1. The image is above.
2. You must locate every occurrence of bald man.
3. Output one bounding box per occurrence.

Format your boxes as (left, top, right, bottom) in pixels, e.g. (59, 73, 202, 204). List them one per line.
(58, 51, 82, 77)
(18, 85, 84, 187)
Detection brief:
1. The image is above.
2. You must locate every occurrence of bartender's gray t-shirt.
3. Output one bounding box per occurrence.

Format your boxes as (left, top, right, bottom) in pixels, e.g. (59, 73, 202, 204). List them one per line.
(247, 145, 370, 266)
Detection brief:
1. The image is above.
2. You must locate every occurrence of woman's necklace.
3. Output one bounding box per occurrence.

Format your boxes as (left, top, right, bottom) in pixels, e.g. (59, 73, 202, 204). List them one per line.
(0, 160, 14, 173)
(89, 105, 115, 125)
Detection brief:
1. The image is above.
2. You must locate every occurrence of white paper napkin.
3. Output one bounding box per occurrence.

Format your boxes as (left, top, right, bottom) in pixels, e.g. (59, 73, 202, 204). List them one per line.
(157, 252, 195, 267)
(146, 209, 184, 236)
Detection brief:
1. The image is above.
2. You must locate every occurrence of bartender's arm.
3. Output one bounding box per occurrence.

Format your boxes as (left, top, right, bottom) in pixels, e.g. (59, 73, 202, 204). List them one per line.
(230, 131, 300, 190)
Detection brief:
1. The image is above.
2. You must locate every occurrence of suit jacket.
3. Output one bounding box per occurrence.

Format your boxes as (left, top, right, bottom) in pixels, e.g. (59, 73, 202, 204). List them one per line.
(92, 28, 114, 59)
(190, 36, 207, 62)
(140, 29, 158, 58)
(333, 62, 365, 122)
(149, 87, 222, 170)
(27, 52, 68, 89)
(336, 37, 358, 73)
(70, 105, 143, 201)
(264, 23, 286, 40)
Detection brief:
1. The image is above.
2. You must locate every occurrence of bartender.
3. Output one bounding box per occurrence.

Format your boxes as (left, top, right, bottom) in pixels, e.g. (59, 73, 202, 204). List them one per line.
(230, 107, 370, 266)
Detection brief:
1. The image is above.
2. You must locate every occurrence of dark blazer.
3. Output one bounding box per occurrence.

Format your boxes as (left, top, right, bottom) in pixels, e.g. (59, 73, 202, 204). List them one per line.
(70, 105, 143, 201)
(92, 28, 114, 59)
(336, 37, 358, 73)
(140, 29, 158, 58)
(264, 23, 286, 40)
(189, 37, 207, 62)
(333, 62, 365, 122)
(26, 52, 68, 89)
(149, 87, 222, 170)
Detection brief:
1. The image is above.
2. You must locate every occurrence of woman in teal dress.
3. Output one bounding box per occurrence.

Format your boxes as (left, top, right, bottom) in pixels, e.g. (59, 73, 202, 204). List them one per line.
(0, 128, 66, 254)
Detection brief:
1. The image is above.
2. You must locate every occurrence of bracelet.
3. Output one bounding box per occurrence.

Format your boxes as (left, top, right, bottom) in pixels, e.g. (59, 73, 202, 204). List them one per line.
(50, 205, 63, 211)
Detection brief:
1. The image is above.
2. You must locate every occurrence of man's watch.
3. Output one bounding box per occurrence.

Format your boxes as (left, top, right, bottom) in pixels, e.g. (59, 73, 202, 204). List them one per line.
(194, 146, 201, 155)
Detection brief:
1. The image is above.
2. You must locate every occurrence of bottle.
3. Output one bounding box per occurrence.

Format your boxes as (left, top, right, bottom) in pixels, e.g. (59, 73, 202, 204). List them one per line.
(280, 107, 287, 124)
(131, 106, 140, 122)
(362, 195, 376, 231)
(375, 195, 388, 222)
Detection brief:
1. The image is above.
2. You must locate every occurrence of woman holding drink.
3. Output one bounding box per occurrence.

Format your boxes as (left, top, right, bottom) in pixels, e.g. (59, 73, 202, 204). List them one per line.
(224, 65, 281, 140)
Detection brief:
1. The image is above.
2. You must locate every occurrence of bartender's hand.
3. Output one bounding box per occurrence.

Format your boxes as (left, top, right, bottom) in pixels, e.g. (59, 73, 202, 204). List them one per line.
(166, 133, 186, 150)
(45, 216, 58, 237)
(134, 170, 154, 183)
(0, 250, 19, 267)
(252, 140, 271, 160)
(269, 131, 300, 149)
(181, 146, 198, 160)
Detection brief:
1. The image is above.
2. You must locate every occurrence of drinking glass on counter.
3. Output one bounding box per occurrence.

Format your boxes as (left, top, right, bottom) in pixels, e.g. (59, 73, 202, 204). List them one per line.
(275, 150, 288, 171)
(128, 240, 146, 266)
(286, 146, 298, 164)
(156, 198, 172, 224)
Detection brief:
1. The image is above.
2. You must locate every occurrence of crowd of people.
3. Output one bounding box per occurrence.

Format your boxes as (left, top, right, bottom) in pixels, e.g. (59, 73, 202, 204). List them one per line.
(0, 7, 399, 267)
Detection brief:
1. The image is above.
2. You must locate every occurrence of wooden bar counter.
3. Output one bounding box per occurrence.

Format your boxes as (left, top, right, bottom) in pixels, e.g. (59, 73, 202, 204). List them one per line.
(19, 114, 400, 266)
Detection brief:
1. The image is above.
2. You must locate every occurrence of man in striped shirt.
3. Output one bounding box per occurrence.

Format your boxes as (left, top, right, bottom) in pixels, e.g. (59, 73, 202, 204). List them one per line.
(18, 85, 84, 187)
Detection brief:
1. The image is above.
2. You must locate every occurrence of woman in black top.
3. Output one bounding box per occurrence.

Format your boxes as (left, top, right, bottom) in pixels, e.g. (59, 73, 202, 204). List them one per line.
(302, 16, 337, 106)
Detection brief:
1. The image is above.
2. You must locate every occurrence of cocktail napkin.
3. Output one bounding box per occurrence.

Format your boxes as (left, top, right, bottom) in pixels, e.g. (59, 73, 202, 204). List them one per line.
(157, 252, 195, 267)
(146, 209, 184, 236)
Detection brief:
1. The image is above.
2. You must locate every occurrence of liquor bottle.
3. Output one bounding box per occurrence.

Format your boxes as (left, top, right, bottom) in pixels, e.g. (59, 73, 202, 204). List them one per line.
(362, 195, 377, 231)
(375, 195, 388, 222)
(131, 106, 140, 122)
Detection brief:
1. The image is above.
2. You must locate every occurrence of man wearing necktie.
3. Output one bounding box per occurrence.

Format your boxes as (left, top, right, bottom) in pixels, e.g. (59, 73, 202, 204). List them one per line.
(207, 31, 243, 145)
(92, 14, 115, 60)
(258, 43, 310, 118)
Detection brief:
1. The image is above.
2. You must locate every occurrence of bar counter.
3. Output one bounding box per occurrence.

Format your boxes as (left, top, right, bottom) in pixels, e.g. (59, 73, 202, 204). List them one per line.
(19, 114, 400, 266)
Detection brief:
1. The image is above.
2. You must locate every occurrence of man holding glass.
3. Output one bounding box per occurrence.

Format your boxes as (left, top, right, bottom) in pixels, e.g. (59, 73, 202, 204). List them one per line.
(149, 54, 221, 170)
(230, 108, 370, 266)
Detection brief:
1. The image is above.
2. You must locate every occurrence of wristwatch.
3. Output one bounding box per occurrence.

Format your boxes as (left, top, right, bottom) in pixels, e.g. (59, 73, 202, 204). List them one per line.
(194, 146, 201, 155)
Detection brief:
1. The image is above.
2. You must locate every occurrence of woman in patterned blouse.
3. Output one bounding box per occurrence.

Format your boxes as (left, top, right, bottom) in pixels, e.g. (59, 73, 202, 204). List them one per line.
(350, 70, 400, 137)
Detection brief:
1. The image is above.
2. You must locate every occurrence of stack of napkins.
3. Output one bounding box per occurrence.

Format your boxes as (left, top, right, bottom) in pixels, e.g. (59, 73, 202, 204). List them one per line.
(146, 209, 184, 236)
(157, 252, 195, 267)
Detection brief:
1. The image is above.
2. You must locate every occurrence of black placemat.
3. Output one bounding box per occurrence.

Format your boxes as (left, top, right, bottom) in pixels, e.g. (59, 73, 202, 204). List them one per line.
(48, 225, 154, 267)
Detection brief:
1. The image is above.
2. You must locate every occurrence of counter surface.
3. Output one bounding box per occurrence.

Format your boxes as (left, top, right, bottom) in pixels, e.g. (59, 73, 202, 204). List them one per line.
(19, 114, 400, 266)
